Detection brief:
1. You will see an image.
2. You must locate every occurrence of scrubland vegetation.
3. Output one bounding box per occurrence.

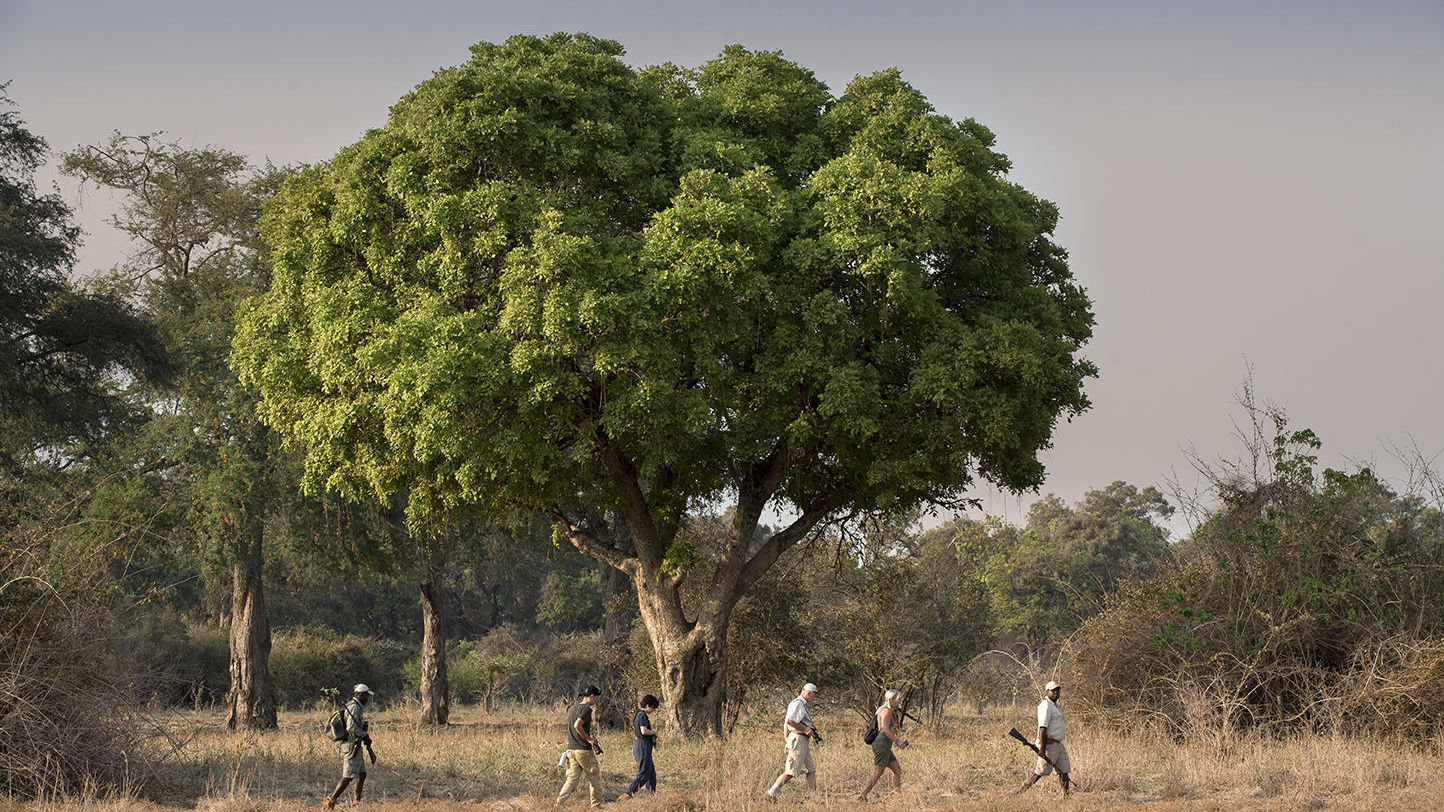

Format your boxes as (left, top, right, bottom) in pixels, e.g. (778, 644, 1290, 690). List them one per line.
(4, 34, 1441, 812)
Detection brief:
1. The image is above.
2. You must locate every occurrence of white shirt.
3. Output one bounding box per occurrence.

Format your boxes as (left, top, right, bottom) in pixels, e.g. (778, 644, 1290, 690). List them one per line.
(1037, 697, 1065, 741)
(784, 695, 812, 735)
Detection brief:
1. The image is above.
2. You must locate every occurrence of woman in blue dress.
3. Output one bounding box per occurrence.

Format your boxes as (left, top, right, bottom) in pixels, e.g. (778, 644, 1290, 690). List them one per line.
(617, 694, 660, 800)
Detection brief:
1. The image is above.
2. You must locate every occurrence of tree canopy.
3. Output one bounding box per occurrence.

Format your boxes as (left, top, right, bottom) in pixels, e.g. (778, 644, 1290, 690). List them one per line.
(233, 33, 1095, 733)
(0, 88, 165, 474)
(236, 32, 1094, 531)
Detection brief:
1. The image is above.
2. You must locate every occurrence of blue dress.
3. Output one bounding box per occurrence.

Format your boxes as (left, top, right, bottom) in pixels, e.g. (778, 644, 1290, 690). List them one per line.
(624, 709, 657, 793)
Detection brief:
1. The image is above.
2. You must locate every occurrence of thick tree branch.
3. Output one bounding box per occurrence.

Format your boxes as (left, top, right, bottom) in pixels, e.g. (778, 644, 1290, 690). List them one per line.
(735, 493, 839, 597)
(590, 431, 668, 574)
(546, 503, 638, 577)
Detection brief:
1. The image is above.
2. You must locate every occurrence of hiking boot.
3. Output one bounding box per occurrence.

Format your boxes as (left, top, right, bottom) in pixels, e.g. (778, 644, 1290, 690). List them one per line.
(322, 799, 336, 811)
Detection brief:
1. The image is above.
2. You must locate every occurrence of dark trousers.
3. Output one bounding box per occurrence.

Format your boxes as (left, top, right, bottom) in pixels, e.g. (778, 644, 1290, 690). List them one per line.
(625, 738, 656, 794)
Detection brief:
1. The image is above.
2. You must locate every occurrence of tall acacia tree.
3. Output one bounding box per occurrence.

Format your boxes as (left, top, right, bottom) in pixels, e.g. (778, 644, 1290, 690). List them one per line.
(64, 134, 292, 730)
(234, 34, 1095, 736)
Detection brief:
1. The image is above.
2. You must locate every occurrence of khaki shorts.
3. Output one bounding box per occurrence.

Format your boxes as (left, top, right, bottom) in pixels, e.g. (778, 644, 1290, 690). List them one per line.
(784, 731, 815, 776)
(341, 741, 367, 778)
(1034, 741, 1070, 776)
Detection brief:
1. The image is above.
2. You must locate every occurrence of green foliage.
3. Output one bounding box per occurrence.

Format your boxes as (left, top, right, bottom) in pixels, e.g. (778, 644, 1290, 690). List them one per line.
(0, 87, 166, 475)
(961, 482, 1172, 646)
(234, 32, 1094, 532)
(269, 626, 411, 708)
(1066, 414, 1444, 735)
(407, 627, 607, 707)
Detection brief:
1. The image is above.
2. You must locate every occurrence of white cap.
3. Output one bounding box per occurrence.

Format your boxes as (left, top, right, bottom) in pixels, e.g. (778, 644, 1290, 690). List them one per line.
(802, 682, 820, 695)
(1044, 681, 1061, 692)
(353, 683, 375, 695)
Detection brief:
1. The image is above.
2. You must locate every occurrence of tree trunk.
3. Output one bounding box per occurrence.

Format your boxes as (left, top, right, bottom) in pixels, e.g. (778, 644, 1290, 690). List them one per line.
(632, 576, 733, 738)
(418, 575, 449, 725)
(225, 516, 276, 730)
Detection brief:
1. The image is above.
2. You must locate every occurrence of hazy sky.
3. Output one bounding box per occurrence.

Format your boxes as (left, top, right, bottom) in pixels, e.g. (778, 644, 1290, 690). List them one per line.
(4, 0, 1441, 532)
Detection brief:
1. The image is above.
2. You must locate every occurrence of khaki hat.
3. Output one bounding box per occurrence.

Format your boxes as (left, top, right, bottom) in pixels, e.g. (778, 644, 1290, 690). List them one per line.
(353, 683, 374, 695)
(1044, 681, 1061, 692)
(802, 682, 820, 694)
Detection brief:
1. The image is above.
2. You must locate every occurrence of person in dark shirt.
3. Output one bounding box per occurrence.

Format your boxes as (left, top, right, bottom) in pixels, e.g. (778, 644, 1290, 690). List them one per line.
(557, 685, 603, 808)
(617, 694, 660, 800)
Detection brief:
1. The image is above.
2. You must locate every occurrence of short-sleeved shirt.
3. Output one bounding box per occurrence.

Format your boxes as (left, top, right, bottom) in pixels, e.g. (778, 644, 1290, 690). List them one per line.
(784, 695, 812, 735)
(1037, 698, 1066, 741)
(567, 702, 595, 750)
(344, 698, 366, 741)
(633, 709, 653, 741)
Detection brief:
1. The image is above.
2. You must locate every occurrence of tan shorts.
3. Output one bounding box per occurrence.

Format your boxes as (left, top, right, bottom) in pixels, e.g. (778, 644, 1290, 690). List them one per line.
(341, 742, 366, 778)
(784, 731, 815, 776)
(1034, 741, 1070, 776)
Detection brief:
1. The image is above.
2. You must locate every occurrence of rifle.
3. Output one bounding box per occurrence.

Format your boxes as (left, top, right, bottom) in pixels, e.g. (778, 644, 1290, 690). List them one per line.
(1007, 728, 1078, 789)
(1007, 727, 1059, 771)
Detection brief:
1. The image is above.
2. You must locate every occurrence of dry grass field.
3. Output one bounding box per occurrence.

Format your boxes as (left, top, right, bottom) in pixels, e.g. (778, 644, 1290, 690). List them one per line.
(4, 703, 1439, 812)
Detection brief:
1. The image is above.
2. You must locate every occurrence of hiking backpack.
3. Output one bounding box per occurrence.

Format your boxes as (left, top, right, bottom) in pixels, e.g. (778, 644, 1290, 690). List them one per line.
(863, 712, 879, 745)
(324, 697, 349, 742)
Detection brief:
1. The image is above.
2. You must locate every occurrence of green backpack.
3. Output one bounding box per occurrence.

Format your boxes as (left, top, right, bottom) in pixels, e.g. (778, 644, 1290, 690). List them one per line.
(323, 693, 349, 742)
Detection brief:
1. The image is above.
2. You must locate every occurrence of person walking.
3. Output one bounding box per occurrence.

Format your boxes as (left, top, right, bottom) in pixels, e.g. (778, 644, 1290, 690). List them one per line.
(1018, 681, 1071, 796)
(556, 685, 604, 808)
(857, 689, 907, 801)
(323, 684, 376, 809)
(765, 682, 821, 801)
(617, 694, 660, 800)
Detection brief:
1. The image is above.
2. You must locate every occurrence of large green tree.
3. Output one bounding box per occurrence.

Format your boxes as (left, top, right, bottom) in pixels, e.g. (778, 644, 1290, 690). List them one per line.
(234, 34, 1095, 735)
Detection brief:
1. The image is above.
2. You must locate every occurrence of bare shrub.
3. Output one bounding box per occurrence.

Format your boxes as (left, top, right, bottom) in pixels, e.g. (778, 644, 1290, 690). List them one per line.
(0, 533, 144, 795)
(1064, 393, 1444, 738)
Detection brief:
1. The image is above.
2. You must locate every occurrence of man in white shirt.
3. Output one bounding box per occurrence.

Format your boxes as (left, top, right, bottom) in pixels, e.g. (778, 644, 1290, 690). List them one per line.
(1019, 681, 1071, 795)
(765, 682, 821, 800)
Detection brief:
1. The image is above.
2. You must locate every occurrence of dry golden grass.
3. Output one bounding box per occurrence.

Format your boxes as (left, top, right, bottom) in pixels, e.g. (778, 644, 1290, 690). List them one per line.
(3, 702, 1440, 812)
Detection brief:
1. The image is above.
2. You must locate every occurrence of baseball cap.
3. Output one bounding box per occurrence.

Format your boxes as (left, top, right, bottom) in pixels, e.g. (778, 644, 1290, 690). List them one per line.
(802, 682, 820, 694)
(353, 683, 375, 695)
(1044, 681, 1061, 692)
(579, 685, 601, 697)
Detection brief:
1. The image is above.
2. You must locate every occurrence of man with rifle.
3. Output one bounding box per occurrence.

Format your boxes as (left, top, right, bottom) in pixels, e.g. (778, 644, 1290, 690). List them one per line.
(324, 684, 376, 809)
(765, 682, 822, 801)
(1017, 681, 1070, 796)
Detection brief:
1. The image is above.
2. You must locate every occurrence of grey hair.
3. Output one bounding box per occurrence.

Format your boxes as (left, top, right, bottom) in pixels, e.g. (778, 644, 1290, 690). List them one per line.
(883, 689, 901, 703)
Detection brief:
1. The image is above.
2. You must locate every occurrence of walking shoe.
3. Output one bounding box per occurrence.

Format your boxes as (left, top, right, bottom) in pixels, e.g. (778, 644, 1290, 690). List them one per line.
(322, 799, 336, 811)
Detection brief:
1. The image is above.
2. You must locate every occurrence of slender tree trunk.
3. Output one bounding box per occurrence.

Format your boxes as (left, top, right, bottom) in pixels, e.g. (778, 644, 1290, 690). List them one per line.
(391, 491, 450, 726)
(418, 574, 449, 725)
(226, 515, 276, 730)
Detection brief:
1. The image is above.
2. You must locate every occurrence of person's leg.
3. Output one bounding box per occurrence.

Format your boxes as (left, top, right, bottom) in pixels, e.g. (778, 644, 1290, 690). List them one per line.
(642, 747, 656, 792)
(558, 751, 583, 804)
(1058, 772, 1070, 795)
(583, 751, 602, 808)
(804, 770, 817, 796)
(353, 772, 366, 802)
(858, 766, 885, 799)
(889, 759, 901, 792)
(767, 773, 791, 796)
(1018, 771, 1043, 793)
(325, 778, 352, 808)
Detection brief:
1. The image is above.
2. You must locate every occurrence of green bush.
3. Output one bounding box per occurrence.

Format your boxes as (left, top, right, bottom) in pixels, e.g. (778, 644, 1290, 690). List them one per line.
(269, 626, 412, 708)
(405, 627, 606, 708)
